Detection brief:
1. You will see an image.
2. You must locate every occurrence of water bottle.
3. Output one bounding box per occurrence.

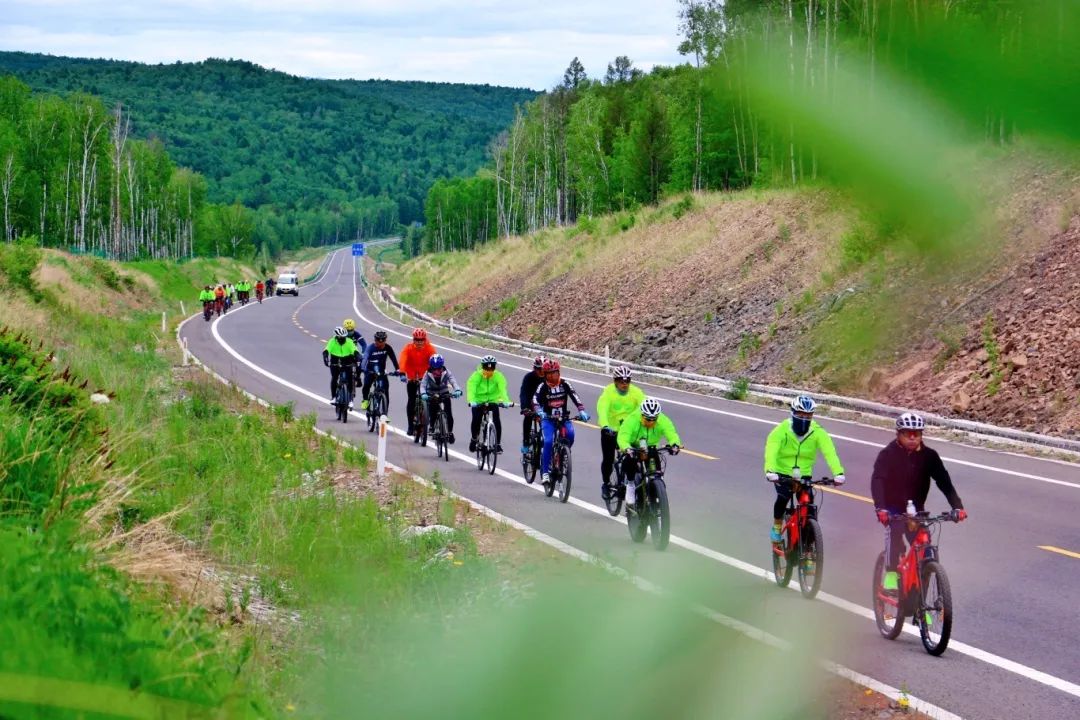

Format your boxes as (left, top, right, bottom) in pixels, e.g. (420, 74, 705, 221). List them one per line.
(906, 499, 916, 516)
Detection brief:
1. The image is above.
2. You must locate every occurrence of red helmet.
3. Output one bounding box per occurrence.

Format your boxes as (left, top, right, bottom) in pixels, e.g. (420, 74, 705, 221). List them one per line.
(412, 328, 427, 341)
(542, 359, 560, 374)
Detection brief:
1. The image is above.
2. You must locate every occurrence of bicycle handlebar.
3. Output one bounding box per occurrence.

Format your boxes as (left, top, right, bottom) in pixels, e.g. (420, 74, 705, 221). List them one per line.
(887, 510, 960, 523)
(770, 474, 835, 486)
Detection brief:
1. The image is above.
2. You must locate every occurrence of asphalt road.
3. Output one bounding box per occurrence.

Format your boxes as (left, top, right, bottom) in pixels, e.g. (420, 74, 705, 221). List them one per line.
(181, 249, 1080, 719)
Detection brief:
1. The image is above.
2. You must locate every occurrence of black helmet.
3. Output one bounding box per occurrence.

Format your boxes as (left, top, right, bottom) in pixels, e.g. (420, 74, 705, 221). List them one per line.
(374, 330, 388, 342)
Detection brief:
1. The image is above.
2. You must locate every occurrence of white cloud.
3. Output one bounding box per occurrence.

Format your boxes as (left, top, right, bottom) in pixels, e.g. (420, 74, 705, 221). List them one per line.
(0, 0, 687, 89)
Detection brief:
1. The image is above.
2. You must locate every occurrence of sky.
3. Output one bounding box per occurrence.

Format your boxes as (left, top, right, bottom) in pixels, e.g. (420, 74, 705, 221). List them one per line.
(0, 0, 688, 90)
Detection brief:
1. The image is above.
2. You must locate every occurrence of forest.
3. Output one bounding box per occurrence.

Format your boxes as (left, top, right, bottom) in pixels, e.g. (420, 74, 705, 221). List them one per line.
(0, 52, 536, 259)
(420, 0, 1078, 255)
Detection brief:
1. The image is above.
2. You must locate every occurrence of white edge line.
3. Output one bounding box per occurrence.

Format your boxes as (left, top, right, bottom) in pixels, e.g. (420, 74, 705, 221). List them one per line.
(351, 254, 1080, 491)
(178, 251, 1080, 702)
(176, 314, 962, 720)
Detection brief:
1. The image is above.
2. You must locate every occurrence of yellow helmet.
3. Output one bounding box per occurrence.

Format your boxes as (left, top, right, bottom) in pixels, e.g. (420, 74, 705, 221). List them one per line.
(343, 319, 356, 331)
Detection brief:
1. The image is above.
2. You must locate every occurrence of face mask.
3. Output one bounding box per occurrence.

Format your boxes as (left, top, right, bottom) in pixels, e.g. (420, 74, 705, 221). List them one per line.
(335, 336, 346, 345)
(642, 418, 657, 428)
(482, 369, 494, 379)
(791, 415, 811, 436)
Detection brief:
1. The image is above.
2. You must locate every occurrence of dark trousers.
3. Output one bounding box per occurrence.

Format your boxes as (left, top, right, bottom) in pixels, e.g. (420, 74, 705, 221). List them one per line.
(471, 405, 502, 443)
(406, 380, 421, 430)
(600, 430, 619, 484)
(773, 479, 812, 522)
(362, 372, 388, 404)
(885, 516, 917, 571)
(329, 365, 354, 400)
(427, 396, 454, 432)
(522, 413, 536, 447)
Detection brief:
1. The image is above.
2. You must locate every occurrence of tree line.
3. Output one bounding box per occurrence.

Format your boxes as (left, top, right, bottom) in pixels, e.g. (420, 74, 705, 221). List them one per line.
(0, 77, 406, 260)
(422, 0, 1077, 254)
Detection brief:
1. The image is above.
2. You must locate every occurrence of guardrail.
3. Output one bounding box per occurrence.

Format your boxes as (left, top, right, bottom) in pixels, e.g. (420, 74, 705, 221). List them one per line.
(363, 268, 1080, 454)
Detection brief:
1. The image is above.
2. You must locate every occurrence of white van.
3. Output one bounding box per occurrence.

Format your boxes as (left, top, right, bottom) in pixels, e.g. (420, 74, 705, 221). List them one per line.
(276, 272, 299, 296)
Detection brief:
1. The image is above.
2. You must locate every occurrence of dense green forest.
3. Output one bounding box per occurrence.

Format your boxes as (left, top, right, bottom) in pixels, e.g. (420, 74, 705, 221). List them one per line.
(0, 52, 536, 259)
(420, 0, 1078, 254)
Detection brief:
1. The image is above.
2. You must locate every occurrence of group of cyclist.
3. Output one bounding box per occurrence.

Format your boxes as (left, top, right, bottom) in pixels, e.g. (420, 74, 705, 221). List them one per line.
(198, 278, 277, 318)
(321, 320, 968, 597)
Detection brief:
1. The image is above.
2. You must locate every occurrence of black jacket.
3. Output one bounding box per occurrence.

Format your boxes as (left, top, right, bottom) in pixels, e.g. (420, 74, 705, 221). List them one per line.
(519, 371, 545, 409)
(870, 440, 964, 512)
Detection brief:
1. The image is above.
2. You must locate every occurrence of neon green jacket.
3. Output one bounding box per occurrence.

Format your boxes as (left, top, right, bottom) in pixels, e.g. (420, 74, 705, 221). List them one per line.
(617, 412, 682, 451)
(763, 420, 844, 477)
(324, 337, 358, 358)
(596, 383, 646, 429)
(466, 368, 510, 405)
(198, 289, 215, 302)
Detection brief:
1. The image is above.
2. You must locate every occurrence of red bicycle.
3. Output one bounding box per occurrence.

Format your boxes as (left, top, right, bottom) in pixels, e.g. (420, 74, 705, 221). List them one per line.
(872, 510, 960, 656)
(770, 474, 835, 599)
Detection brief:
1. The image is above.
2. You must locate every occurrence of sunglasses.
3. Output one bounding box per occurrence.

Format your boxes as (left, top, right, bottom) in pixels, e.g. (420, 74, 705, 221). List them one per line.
(482, 365, 496, 371)
(614, 378, 630, 384)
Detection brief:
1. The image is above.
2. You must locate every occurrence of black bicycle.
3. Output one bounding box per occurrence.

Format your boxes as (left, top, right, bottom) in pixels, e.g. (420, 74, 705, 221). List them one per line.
(542, 410, 585, 504)
(625, 444, 678, 550)
(423, 390, 461, 459)
(474, 402, 513, 475)
(520, 412, 542, 484)
(202, 300, 213, 322)
(331, 363, 356, 424)
(365, 370, 404, 432)
(769, 474, 836, 599)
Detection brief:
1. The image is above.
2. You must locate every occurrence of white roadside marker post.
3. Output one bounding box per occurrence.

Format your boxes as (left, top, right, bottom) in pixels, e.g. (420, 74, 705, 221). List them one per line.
(182, 337, 190, 367)
(161, 311, 167, 332)
(180, 301, 186, 316)
(377, 416, 388, 477)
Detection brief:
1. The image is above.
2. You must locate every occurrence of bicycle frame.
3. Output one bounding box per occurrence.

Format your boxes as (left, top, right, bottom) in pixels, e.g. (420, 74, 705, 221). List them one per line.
(782, 482, 817, 549)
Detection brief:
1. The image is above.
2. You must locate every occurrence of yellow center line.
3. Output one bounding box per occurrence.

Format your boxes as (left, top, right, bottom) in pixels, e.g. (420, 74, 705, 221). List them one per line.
(575, 420, 719, 460)
(821, 486, 874, 504)
(1038, 545, 1080, 560)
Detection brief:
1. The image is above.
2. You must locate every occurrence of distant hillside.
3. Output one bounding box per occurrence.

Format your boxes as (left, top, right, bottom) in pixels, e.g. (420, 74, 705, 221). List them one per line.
(0, 52, 538, 223)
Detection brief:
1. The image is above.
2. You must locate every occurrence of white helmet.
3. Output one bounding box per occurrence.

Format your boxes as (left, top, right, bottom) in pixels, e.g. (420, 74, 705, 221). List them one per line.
(640, 398, 662, 419)
(790, 395, 816, 413)
(896, 412, 925, 430)
(333, 326, 347, 338)
(613, 366, 632, 381)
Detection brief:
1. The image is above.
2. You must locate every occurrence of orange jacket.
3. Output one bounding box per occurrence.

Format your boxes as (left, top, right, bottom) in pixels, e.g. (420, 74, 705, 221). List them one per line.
(399, 340, 437, 381)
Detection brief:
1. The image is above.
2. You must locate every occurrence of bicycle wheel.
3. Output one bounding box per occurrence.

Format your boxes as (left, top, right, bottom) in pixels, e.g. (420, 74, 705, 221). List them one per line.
(437, 413, 449, 461)
(918, 561, 953, 656)
(797, 518, 824, 599)
(522, 444, 536, 484)
(544, 450, 557, 497)
(416, 405, 427, 447)
(627, 486, 647, 543)
(648, 477, 671, 551)
(558, 447, 572, 503)
(475, 421, 486, 471)
(772, 513, 794, 588)
(604, 464, 623, 517)
(486, 420, 498, 475)
(872, 551, 904, 640)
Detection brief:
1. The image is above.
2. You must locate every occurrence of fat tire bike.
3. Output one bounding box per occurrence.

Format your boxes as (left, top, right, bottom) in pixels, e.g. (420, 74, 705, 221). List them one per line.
(872, 510, 961, 656)
(769, 474, 836, 599)
(474, 402, 513, 475)
(624, 444, 678, 550)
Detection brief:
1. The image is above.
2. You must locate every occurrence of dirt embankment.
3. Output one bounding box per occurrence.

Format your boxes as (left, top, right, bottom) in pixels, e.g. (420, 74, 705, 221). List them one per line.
(391, 153, 1079, 436)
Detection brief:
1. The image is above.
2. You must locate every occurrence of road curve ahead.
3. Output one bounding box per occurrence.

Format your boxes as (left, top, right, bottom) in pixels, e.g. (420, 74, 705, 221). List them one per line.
(181, 249, 1080, 720)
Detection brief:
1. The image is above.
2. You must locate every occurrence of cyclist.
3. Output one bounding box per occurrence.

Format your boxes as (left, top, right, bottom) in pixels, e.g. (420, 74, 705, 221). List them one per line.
(266, 277, 275, 296)
(199, 285, 215, 315)
(764, 395, 846, 544)
(467, 355, 511, 454)
(322, 326, 361, 408)
(617, 397, 681, 506)
(255, 279, 265, 303)
(400, 328, 437, 436)
(533, 359, 589, 488)
(359, 330, 401, 414)
(518, 355, 548, 455)
(597, 365, 646, 499)
(871, 412, 967, 596)
(213, 284, 226, 315)
(342, 319, 367, 355)
(226, 283, 236, 309)
(420, 354, 463, 443)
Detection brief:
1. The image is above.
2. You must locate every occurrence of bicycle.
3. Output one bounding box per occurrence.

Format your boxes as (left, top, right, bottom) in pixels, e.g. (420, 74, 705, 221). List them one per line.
(520, 412, 542, 485)
(604, 431, 626, 516)
(331, 363, 355, 423)
(202, 300, 213, 322)
(872, 510, 961, 656)
(256, 288, 264, 303)
(365, 370, 404, 432)
(474, 401, 513, 475)
(424, 390, 461, 460)
(625, 444, 678, 550)
(769, 473, 836, 599)
(542, 409, 585, 503)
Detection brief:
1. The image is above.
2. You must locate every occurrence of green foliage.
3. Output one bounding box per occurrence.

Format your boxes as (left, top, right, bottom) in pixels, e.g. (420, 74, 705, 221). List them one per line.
(0, 236, 42, 296)
(671, 194, 696, 219)
(840, 226, 886, 269)
(736, 332, 761, 362)
(726, 376, 750, 401)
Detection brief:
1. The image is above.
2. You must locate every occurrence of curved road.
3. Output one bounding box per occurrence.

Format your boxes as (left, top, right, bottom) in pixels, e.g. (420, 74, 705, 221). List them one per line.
(182, 249, 1080, 719)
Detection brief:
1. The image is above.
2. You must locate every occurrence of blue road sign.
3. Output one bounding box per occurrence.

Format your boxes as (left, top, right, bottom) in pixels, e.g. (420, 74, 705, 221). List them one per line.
(352, 242, 365, 257)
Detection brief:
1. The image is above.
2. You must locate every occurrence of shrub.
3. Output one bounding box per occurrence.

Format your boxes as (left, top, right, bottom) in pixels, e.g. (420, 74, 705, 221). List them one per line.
(727, 376, 751, 400)
(0, 236, 42, 296)
(671, 195, 696, 220)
